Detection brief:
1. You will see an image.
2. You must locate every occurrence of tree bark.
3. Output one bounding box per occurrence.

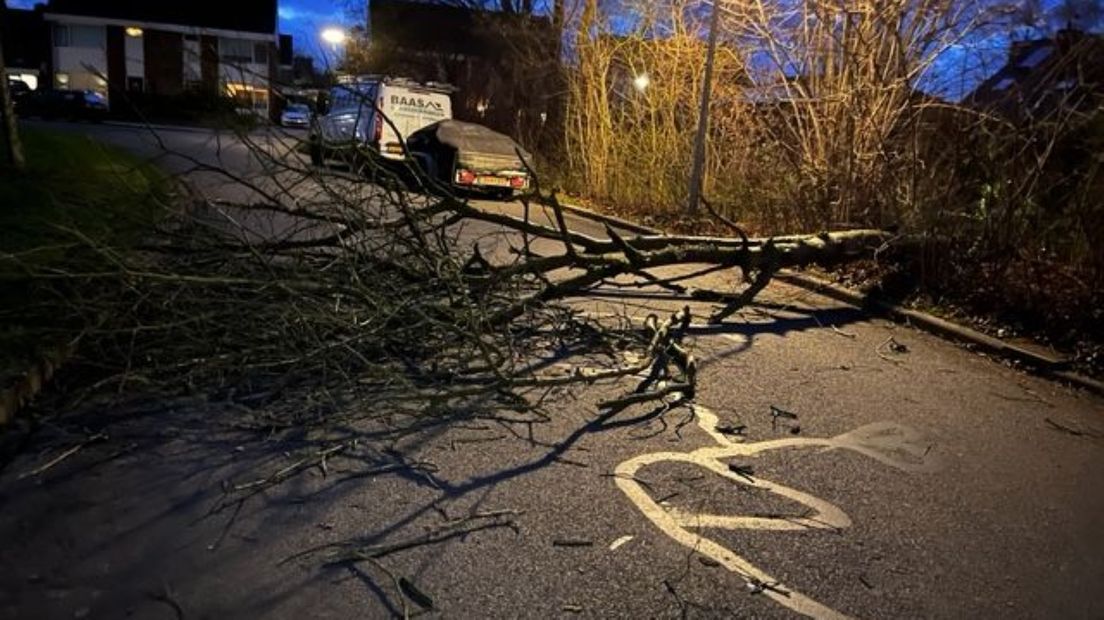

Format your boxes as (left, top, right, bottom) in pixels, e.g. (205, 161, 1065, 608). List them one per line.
(0, 12, 27, 172)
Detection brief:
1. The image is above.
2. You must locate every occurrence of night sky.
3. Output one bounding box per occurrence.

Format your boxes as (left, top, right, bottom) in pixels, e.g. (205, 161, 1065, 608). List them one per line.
(275, 0, 356, 59)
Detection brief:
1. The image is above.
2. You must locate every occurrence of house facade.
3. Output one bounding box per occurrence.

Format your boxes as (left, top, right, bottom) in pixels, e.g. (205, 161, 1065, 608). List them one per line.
(38, 0, 287, 116)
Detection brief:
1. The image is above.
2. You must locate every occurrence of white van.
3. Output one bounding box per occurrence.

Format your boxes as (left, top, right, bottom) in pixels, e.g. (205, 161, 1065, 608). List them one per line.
(309, 75, 453, 166)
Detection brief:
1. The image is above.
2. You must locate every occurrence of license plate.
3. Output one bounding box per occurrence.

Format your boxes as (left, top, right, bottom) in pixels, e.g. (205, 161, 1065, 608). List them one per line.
(474, 176, 511, 187)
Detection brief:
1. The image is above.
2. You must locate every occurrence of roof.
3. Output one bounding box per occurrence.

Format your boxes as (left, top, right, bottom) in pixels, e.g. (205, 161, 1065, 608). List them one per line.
(44, 0, 277, 35)
(967, 29, 1104, 117)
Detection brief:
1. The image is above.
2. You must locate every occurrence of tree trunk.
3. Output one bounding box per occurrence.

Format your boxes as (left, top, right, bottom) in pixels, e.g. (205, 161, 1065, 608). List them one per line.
(0, 12, 27, 172)
(535, 0, 567, 162)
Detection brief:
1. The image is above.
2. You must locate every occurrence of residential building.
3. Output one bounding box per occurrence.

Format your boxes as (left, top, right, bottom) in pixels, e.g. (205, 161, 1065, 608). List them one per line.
(37, 0, 291, 116)
(967, 29, 1104, 120)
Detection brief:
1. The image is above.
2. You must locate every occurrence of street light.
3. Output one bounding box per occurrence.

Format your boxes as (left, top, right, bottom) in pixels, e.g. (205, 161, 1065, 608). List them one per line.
(320, 27, 347, 54)
(633, 73, 651, 93)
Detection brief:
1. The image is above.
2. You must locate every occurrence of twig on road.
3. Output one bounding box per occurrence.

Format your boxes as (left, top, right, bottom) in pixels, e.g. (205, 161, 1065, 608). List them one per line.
(1045, 417, 1100, 439)
(769, 405, 799, 432)
(876, 336, 909, 365)
(17, 432, 107, 480)
(282, 510, 521, 567)
(223, 440, 357, 494)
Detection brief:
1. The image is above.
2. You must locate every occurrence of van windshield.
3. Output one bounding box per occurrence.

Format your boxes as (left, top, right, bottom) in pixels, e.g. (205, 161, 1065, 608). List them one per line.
(330, 83, 377, 113)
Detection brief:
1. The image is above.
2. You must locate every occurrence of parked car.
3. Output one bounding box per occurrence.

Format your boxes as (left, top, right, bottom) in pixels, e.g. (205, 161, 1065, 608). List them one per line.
(407, 120, 532, 200)
(15, 89, 108, 121)
(309, 75, 453, 167)
(7, 79, 31, 102)
(280, 103, 311, 128)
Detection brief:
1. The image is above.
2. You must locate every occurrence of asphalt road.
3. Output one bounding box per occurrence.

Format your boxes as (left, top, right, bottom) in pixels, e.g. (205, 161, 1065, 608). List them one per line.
(1, 121, 1102, 620)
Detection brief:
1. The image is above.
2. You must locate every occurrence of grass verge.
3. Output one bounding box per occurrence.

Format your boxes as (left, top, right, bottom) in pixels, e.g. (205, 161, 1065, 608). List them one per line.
(0, 127, 170, 392)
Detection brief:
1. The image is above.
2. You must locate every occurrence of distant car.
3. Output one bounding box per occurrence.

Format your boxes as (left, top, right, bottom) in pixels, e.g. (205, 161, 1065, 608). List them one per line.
(406, 120, 532, 200)
(280, 103, 311, 128)
(15, 89, 108, 121)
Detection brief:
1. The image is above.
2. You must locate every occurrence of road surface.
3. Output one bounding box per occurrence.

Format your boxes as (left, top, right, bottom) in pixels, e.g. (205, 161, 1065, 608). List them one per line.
(1, 121, 1102, 620)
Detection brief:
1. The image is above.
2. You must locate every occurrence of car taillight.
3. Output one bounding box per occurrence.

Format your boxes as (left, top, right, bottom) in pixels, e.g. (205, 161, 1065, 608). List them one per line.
(509, 177, 526, 189)
(456, 169, 476, 185)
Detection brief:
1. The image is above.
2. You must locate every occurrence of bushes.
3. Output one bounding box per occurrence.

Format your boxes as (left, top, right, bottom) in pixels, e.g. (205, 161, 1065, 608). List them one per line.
(550, 0, 1101, 364)
(0, 128, 170, 390)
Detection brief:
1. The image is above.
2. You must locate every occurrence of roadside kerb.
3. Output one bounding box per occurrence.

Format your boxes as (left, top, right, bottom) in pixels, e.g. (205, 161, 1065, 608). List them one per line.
(557, 200, 1102, 396)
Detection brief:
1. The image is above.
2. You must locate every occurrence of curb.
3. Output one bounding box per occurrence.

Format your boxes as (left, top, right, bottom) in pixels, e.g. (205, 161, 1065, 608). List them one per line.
(774, 272, 1102, 396)
(558, 201, 661, 237)
(556, 201, 1102, 396)
(772, 272, 1069, 367)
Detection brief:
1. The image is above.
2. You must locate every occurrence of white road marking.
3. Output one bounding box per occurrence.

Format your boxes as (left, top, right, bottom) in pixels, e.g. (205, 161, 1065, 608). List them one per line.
(615, 404, 940, 619)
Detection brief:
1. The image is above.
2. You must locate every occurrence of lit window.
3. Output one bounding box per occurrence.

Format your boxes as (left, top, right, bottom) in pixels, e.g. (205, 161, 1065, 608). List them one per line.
(225, 82, 269, 113)
(70, 25, 105, 48)
(219, 38, 254, 64)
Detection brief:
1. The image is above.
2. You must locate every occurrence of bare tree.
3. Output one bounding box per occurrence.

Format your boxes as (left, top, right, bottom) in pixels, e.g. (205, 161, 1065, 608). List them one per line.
(0, 6, 26, 172)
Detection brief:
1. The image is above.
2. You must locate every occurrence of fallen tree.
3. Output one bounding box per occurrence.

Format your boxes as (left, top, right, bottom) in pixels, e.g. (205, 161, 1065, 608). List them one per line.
(2, 120, 897, 612)
(8, 121, 890, 431)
